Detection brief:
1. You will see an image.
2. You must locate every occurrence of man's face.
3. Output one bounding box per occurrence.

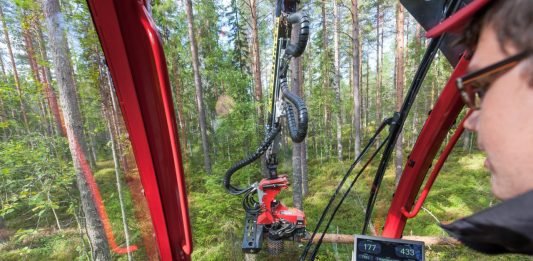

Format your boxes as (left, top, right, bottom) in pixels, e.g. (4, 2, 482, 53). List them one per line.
(464, 24, 533, 200)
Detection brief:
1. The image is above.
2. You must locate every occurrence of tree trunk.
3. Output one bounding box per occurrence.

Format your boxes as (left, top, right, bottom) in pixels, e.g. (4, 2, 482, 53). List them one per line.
(108, 103, 133, 261)
(248, 0, 263, 126)
(0, 94, 5, 140)
(172, 59, 189, 162)
(351, 0, 361, 157)
(0, 4, 29, 132)
(23, 29, 42, 83)
(333, 0, 342, 161)
(301, 140, 308, 197)
(321, 0, 332, 157)
(42, 0, 111, 259)
(365, 55, 369, 133)
(247, 0, 267, 177)
(37, 22, 66, 136)
(375, 2, 382, 125)
(98, 60, 133, 260)
(394, 3, 405, 187)
(0, 49, 7, 140)
(184, 0, 212, 174)
(104, 68, 130, 173)
(23, 26, 54, 136)
(0, 48, 5, 76)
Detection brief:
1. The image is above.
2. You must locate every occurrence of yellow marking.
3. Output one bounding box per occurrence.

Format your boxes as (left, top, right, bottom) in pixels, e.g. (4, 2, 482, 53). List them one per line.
(268, 17, 281, 112)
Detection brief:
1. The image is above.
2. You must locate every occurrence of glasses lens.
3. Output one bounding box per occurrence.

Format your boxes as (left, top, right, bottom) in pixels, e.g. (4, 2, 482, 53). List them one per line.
(459, 80, 476, 109)
(462, 77, 491, 109)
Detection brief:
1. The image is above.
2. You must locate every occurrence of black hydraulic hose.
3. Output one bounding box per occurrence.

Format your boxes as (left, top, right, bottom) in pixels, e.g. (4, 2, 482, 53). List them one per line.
(285, 11, 309, 58)
(309, 136, 391, 261)
(360, 0, 462, 236)
(243, 187, 261, 214)
(299, 118, 393, 261)
(280, 78, 308, 143)
(224, 125, 281, 195)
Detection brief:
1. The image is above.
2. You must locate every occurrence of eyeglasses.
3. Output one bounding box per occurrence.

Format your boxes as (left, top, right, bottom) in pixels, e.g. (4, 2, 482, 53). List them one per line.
(456, 51, 530, 110)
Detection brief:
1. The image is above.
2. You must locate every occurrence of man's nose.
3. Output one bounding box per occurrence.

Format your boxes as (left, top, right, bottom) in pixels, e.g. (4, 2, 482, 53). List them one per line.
(463, 110, 480, 131)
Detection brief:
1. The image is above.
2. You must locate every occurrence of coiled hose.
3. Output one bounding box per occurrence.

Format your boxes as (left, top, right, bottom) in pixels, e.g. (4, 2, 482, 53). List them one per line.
(223, 125, 281, 195)
(285, 11, 309, 58)
(280, 78, 308, 143)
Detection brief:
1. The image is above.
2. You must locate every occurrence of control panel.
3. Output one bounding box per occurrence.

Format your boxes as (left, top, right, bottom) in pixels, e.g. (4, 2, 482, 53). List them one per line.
(352, 235, 425, 261)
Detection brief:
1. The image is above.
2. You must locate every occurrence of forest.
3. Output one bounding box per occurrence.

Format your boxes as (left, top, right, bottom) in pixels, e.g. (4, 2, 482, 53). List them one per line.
(0, 0, 531, 260)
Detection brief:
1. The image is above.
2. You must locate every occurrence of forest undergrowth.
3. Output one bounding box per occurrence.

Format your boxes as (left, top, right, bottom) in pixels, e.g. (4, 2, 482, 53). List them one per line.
(1, 150, 532, 260)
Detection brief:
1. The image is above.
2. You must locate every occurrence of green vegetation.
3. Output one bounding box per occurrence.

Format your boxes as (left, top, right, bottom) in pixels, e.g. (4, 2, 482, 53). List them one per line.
(0, 160, 149, 260)
(6, 149, 529, 260)
(185, 150, 533, 260)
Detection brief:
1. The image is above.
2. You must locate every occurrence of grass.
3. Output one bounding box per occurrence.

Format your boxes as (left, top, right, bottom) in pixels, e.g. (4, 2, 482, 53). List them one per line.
(203, 150, 533, 260)
(3, 151, 533, 260)
(0, 160, 149, 260)
(0, 229, 85, 260)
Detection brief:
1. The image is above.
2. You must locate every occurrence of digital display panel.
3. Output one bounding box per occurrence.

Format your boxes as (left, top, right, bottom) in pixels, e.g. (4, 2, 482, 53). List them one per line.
(353, 235, 425, 261)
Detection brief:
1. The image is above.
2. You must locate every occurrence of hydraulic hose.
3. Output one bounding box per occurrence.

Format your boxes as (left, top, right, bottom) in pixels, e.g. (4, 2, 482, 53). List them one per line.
(299, 117, 393, 260)
(224, 125, 281, 195)
(361, 0, 462, 236)
(285, 11, 309, 58)
(280, 78, 308, 143)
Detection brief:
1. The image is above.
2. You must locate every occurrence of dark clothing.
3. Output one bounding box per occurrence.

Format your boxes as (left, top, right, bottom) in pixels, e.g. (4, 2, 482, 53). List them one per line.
(441, 190, 533, 255)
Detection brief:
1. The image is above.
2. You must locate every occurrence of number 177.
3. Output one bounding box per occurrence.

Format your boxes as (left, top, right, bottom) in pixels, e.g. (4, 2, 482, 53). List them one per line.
(364, 244, 376, 251)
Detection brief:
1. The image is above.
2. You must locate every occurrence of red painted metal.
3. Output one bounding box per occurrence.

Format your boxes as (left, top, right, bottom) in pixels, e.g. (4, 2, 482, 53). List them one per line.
(86, 0, 192, 260)
(257, 176, 306, 226)
(382, 56, 469, 238)
(400, 110, 472, 219)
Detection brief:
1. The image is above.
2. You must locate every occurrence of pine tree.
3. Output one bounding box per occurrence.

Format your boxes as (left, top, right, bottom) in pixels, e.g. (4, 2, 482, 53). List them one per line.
(184, 0, 212, 174)
(42, 0, 110, 259)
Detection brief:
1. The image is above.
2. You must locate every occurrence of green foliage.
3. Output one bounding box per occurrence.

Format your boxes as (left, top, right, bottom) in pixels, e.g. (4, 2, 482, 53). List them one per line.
(0, 135, 74, 228)
(0, 229, 88, 261)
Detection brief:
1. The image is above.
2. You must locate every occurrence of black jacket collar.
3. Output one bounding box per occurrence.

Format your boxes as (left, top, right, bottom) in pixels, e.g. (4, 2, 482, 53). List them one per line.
(440, 190, 533, 255)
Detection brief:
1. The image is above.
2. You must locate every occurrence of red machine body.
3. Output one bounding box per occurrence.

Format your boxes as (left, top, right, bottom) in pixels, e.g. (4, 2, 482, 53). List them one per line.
(86, 0, 192, 260)
(257, 176, 306, 226)
(381, 57, 469, 238)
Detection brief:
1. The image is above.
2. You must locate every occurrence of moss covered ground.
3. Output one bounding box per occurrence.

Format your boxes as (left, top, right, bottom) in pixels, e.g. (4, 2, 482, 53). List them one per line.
(1, 152, 532, 260)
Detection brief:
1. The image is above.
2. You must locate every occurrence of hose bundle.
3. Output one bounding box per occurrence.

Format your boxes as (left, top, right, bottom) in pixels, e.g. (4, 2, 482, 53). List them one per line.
(223, 126, 281, 195)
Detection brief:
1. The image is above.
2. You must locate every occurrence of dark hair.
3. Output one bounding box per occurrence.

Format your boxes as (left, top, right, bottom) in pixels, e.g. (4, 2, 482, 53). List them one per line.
(462, 0, 533, 52)
(461, 0, 533, 81)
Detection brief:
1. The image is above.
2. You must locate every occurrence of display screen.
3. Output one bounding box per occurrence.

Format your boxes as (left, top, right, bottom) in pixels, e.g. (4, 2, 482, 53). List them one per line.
(353, 235, 425, 261)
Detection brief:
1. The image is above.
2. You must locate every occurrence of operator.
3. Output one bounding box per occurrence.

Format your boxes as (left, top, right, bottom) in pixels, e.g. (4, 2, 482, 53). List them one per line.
(427, 0, 533, 255)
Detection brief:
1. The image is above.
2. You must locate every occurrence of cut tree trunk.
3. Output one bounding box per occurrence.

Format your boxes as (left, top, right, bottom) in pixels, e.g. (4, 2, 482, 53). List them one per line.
(300, 233, 460, 246)
(290, 21, 304, 210)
